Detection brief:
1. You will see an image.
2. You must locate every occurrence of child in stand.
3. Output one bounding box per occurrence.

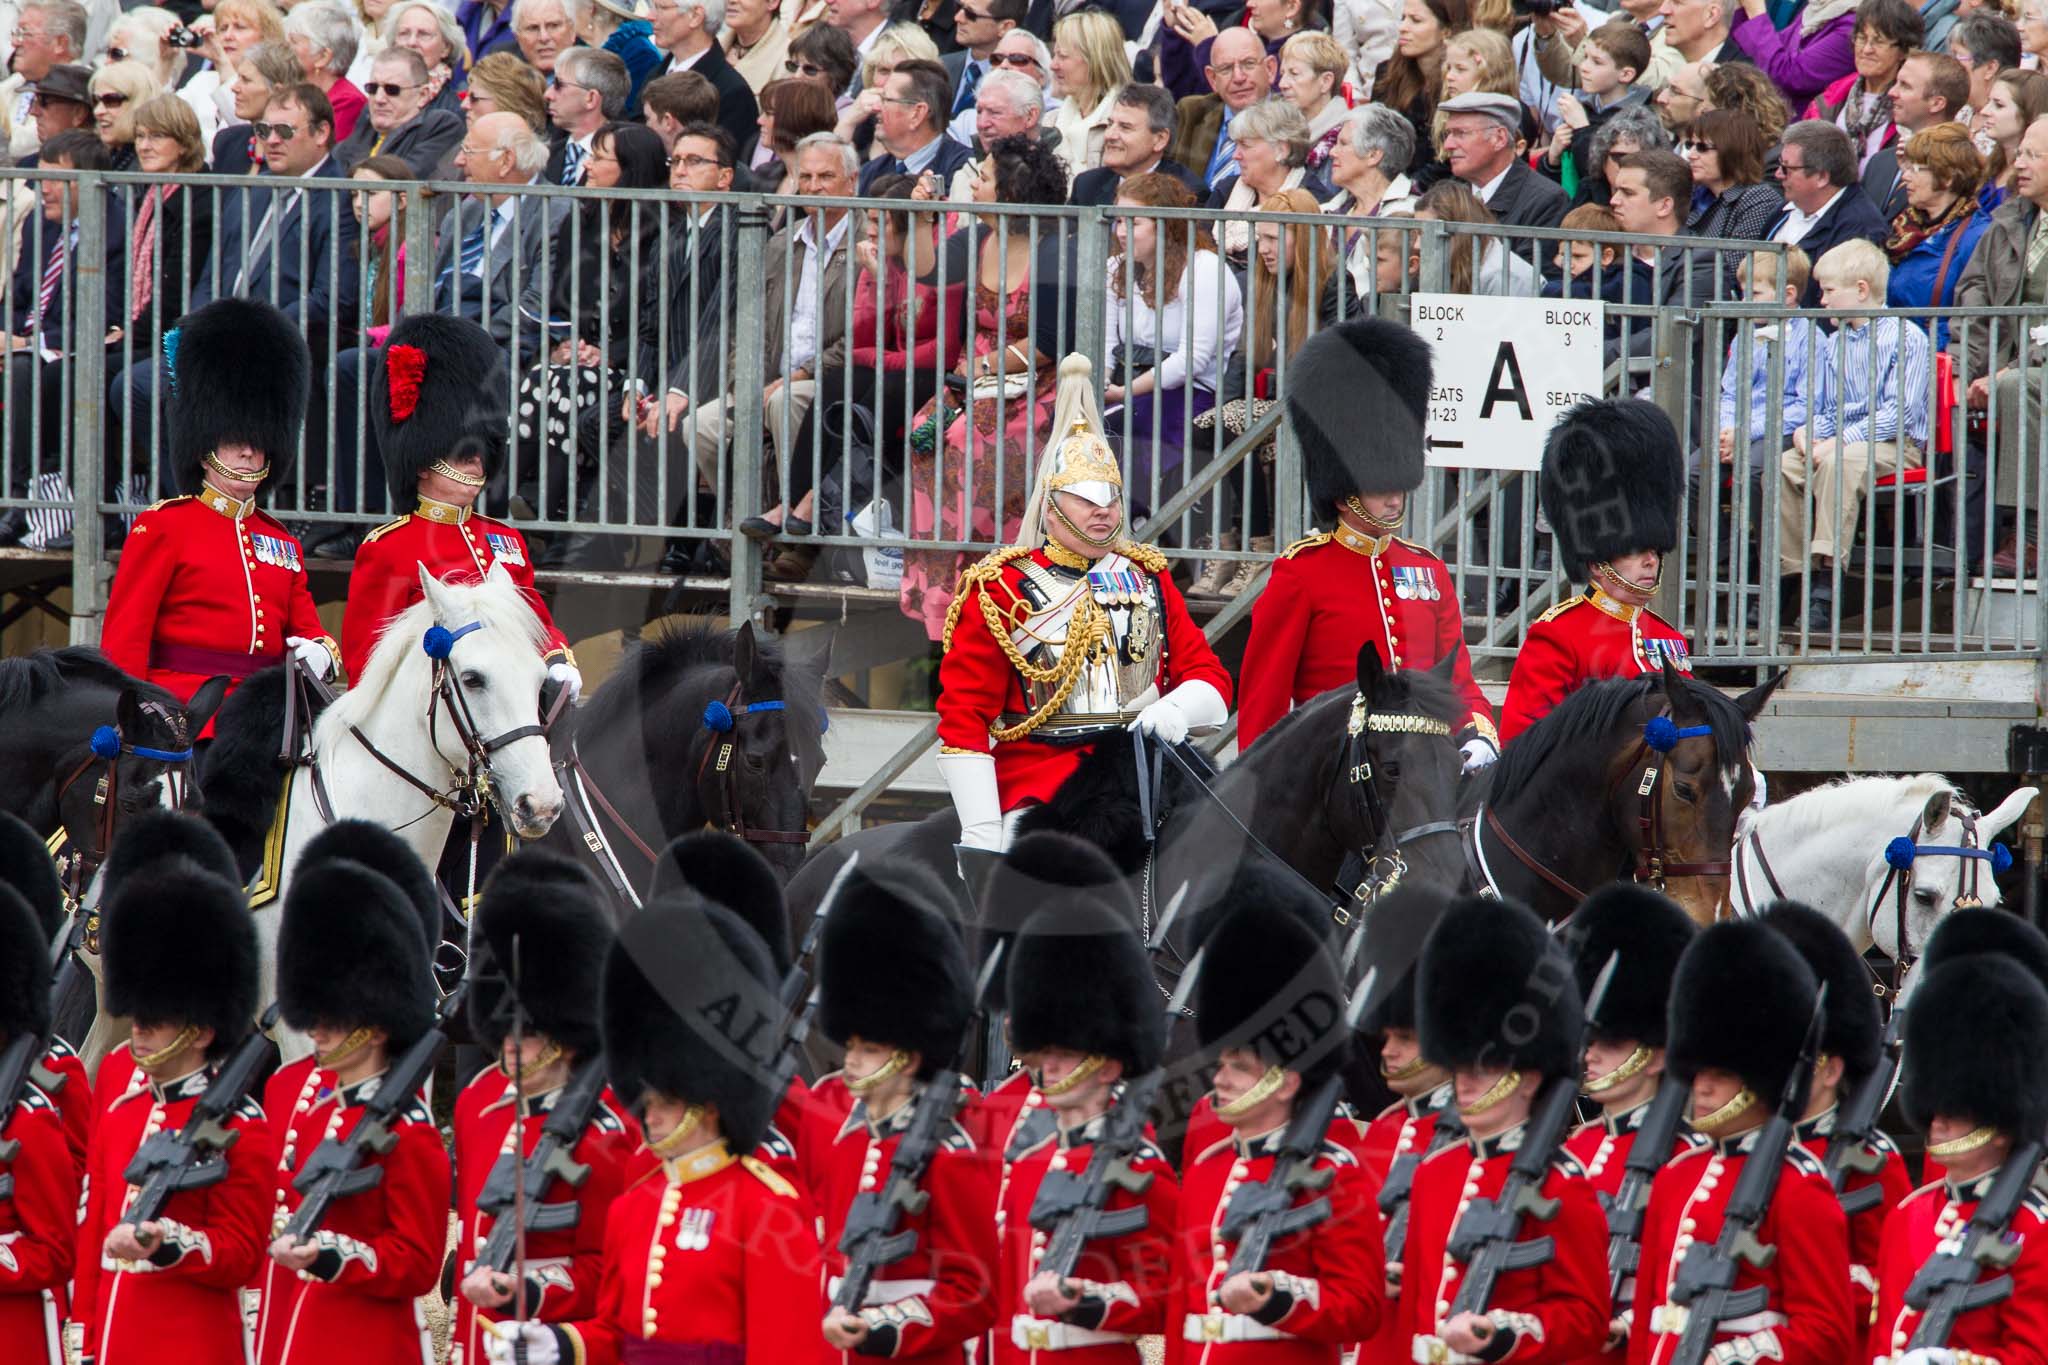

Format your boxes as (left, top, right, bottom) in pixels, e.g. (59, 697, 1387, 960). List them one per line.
(1543, 203, 1655, 355)
(1542, 20, 1652, 202)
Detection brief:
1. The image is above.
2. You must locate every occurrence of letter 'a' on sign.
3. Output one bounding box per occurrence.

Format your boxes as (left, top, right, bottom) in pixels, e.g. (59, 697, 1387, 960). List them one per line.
(1409, 293, 1604, 472)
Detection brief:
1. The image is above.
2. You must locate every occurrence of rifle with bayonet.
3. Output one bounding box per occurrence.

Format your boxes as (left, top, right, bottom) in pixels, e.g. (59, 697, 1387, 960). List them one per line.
(1381, 1095, 1465, 1263)
(1664, 986, 1830, 1365)
(769, 852, 856, 1107)
(1605, 1073, 1692, 1306)
(118, 1005, 281, 1227)
(473, 1053, 608, 1280)
(1901, 1138, 2047, 1347)
(1822, 1008, 1903, 1215)
(0, 1030, 43, 1200)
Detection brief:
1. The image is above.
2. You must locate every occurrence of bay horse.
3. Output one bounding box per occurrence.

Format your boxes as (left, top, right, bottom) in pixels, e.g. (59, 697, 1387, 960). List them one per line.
(1464, 662, 1783, 925)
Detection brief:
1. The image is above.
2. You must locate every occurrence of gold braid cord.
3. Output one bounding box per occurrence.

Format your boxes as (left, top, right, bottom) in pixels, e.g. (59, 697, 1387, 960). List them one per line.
(1115, 540, 1168, 574)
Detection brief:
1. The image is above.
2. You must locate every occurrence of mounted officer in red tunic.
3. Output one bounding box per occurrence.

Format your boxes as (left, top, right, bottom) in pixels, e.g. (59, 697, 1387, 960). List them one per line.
(1501, 401, 1691, 746)
(1238, 318, 1496, 765)
(100, 299, 338, 707)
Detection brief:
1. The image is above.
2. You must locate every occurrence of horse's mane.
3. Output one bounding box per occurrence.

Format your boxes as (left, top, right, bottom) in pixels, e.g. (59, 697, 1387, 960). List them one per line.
(0, 646, 178, 714)
(1491, 673, 1751, 806)
(327, 574, 549, 732)
(1256, 665, 1467, 751)
(579, 619, 824, 737)
(1745, 772, 1963, 843)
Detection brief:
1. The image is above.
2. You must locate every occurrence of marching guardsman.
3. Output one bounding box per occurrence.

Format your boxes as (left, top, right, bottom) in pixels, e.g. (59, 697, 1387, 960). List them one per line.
(450, 850, 640, 1365)
(996, 867, 1178, 1362)
(1500, 400, 1691, 745)
(1175, 869, 1385, 1360)
(339, 314, 578, 694)
(483, 884, 830, 1365)
(937, 356, 1232, 852)
(1631, 920, 1855, 1365)
(0, 810, 89, 1169)
(1238, 318, 1497, 763)
(0, 883, 77, 1363)
(1872, 938, 2048, 1365)
(73, 821, 273, 1365)
(255, 835, 451, 1365)
(1761, 901, 1912, 1336)
(803, 859, 998, 1362)
(1406, 897, 1610, 1365)
(100, 298, 338, 708)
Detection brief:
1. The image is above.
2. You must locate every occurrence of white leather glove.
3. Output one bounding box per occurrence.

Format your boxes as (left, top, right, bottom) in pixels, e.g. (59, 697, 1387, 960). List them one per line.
(547, 660, 583, 704)
(285, 635, 332, 680)
(1127, 679, 1228, 747)
(482, 1320, 560, 1365)
(1460, 736, 1499, 773)
(937, 750, 1004, 853)
(1894, 1350, 1955, 1365)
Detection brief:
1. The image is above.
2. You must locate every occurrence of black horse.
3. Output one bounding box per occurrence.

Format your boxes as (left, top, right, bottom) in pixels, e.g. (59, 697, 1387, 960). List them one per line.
(1465, 663, 1783, 925)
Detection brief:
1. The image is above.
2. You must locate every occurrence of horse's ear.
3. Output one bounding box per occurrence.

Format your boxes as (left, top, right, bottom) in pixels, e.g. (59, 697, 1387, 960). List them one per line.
(1355, 640, 1387, 697)
(1921, 788, 1954, 834)
(115, 686, 146, 737)
(417, 565, 456, 623)
(1981, 786, 2041, 841)
(1429, 651, 1455, 682)
(1734, 669, 1786, 722)
(1659, 657, 1685, 698)
(736, 620, 765, 690)
(482, 559, 515, 589)
(184, 675, 231, 736)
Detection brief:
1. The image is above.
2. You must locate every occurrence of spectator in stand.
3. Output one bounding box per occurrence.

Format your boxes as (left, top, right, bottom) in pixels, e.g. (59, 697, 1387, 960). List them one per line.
(1861, 51, 1969, 218)
(1778, 237, 1930, 629)
(215, 41, 302, 172)
(832, 23, 938, 155)
(2023, 0, 2048, 68)
(458, 0, 524, 63)
(2, 0, 87, 162)
(1715, 247, 1814, 526)
(87, 62, 162, 173)
(858, 56, 972, 190)
(1043, 11, 1128, 180)
(1170, 26, 1279, 189)
(284, 3, 365, 143)
(826, 0, 888, 94)
(1540, 20, 1652, 203)
(514, 0, 578, 78)
(467, 49, 550, 134)
(547, 47, 630, 184)
(1404, 27, 1522, 192)
(336, 47, 465, 173)
(1378, 0, 1470, 173)
(1278, 30, 1353, 174)
(942, 0, 1022, 144)
(1072, 82, 1197, 203)
(1686, 107, 1784, 236)
(388, 3, 467, 114)
(722, 0, 790, 95)
(348, 153, 414, 335)
(1885, 121, 1989, 348)
(946, 67, 1045, 197)
(785, 20, 858, 108)
(1334, 0, 1401, 96)
(650, 0, 760, 148)
(1655, 58, 1709, 133)
(1419, 176, 1537, 293)
(1974, 68, 2048, 208)
(1765, 120, 1891, 301)
(1804, 0, 1923, 172)
(25, 65, 93, 161)
(578, 0, 664, 114)
(108, 8, 208, 143)
(1155, 0, 1320, 103)
(113, 97, 212, 366)
(1212, 100, 1332, 271)
(1574, 102, 1669, 207)
(984, 28, 1050, 107)
(1439, 91, 1569, 251)
(748, 74, 836, 187)
(1702, 57, 1792, 146)
(1609, 149, 1732, 307)
(1102, 172, 1245, 503)
(1543, 202, 1655, 353)
(1949, 13, 2020, 116)
(1324, 103, 1417, 291)
(643, 69, 719, 151)
(1728, 0, 1856, 111)
(1659, 0, 1744, 66)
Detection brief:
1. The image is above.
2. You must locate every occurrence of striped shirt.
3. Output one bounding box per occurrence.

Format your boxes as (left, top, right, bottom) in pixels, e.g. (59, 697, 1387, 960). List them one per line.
(1807, 315, 1930, 447)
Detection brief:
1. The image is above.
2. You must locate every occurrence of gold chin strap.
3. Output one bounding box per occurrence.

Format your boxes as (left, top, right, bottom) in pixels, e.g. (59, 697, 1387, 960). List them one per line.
(1927, 1125, 2001, 1159)
(429, 459, 488, 487)
(500, 1040, 565, 1085)
(1047, 494, 1122, 549)
(1692, 1087, 1758, 1134)
(1459, 1069, 1523, 1117)
(1215, 1064, 1289, 1119)
(316, 1026, 375, 1073)
(202, 451, 271, 483)
(845, 1050, 912, 1095)
(1594, 557, 1663, 597)
(1039, 1054, 1108, 1097)
(647, 1103, 707, 1157)
(1382, 1055, 1431, 1083)
(133, 1024, 200, 1074)
(1344, 495, 1405, 533)
(1584, 1045, 1653, 1096)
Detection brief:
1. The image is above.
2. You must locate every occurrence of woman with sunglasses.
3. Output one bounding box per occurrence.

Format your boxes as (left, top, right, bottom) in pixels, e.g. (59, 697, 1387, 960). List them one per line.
(88, 60, 163, 172)
(785, 22, 858, 109)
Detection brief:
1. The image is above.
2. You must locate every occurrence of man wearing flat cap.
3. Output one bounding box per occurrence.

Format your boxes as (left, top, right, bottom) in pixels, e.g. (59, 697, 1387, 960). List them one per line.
(1440, 91, 1569, 245)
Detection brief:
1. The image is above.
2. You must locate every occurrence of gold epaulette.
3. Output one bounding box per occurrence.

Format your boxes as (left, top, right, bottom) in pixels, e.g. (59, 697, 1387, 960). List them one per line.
(143, 495, 194, 512)
(940, 545, 1036, 651)
(1534, 595, 1586, 625)
(740, 1154, 800, 1199)
(1280, 533, 1332, 560)
(1115, 540, 1168, 574)
(360, 516, 408, 546)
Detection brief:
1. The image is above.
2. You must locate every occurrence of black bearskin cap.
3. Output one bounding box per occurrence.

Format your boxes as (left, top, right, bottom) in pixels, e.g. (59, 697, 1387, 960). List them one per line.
(299, 821, 442, 966)
(0, 811, 64, 941)
(1356, 884, 1453, 1036)
(103, 857, 257, 1057)
(1538, 399, 1683, 580)
(169, 298, 310, 495)
(0, 888, 49, 1040)
(818, 860, 974, 1076)
(1563, 885, 1696, 1048)
(1286, 318, 1431, 522)
(470, 850, 613, 1058)
(372, 313, 509, 506)
(1920, 908, 2048, 989)
(1418, 897, 1582, 1078)
(1902, 953, 2048, 1140)
(981, 833, 1135, 1011)
(1762, 901, 1884, 1089)
(603, 891, 781, 1151)
(1195, 901, 1351, 1084)
(652, 831, 791, 974)
(278, 848, 436, 1047)
(1008, 900, 1162, 1076)
(100, 808, 240, 900)
(1667, 919, 1819, 1104)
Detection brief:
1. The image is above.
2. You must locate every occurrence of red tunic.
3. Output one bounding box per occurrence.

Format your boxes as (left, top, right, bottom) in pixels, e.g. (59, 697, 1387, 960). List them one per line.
(1794, 1111, 1912, 1346)
(1174, 1122, 1386, 1362)
(1357, 1091, 1454, 1365)
(73, 1063, 275, 1365)
(1498, 591, 1692, 745)
(805, 1091, 1000, 1363)
(448, 1066, 642, 1365)
(100, 488, 335, 706)
(1560, 1103, 1707, 1365)
(1629, 1137, 1855, 1365)
(338, 501, 571, 684)
(1239, 528, 1495, 750)
(36, 1038, 90, 1173)
(251, 1072, 452, 1365)
(938, 543, 1234, 809)
(1403, 1129, 1610, 1365)
(0, 1086, 75, 1365)
(1870, 1172, 2048, 1365)
(555, 1142, 833, 1365)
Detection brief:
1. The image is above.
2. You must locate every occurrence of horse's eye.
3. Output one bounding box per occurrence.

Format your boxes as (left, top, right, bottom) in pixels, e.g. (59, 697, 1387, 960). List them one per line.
(1914, 886, 1943, 908)
(1382, 761, 1401, 780)
(1673, 781, 1699, 802)
(461, 670, 486, 690)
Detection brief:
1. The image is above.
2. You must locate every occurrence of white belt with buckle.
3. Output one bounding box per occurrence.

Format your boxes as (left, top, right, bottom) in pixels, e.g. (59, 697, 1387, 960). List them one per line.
(1010, 1315, 1137, 1350)
(826, 1275, 939, 1306)
(1183, 1311, 1288, 1343)
(1414, 1334, 1475, 1365)
(1650, 1307, 1787, 1336)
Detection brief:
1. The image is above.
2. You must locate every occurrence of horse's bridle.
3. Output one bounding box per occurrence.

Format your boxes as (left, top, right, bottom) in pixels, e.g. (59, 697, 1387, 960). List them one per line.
(693, 684, 812, 847)
(52, 719, 197, 909)
(1332, 692, 1463, 921)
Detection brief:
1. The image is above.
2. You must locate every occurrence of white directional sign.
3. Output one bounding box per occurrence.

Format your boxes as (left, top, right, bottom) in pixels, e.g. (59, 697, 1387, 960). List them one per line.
(1409, 293, 1604, 471)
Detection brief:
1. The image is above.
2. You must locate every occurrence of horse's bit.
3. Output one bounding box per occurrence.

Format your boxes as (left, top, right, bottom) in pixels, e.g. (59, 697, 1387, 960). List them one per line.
(1333, 692, 1462, 920)
(52, 718, 197, 910)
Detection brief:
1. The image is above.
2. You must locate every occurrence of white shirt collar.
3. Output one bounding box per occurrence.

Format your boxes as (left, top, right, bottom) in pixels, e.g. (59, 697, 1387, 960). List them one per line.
(1473, 159, 1513, 205)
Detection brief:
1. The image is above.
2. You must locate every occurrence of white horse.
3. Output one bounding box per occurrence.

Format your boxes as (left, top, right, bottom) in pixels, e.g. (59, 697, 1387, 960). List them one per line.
(1731, 774, 2038, 996)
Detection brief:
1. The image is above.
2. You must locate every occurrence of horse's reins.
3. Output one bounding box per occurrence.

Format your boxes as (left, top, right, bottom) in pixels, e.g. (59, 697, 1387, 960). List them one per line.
(694, 685, 813, 847)
(1331, 692, 1463, 919)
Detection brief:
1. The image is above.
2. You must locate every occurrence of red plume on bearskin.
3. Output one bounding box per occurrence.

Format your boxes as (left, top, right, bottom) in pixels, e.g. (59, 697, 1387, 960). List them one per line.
(385, 344, 426, 422)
